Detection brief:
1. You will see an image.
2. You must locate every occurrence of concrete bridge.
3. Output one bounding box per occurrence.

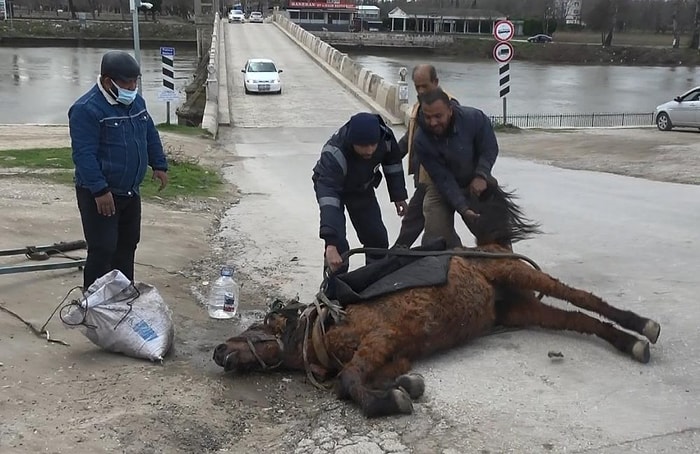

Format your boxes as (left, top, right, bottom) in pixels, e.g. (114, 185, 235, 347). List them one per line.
(200, 11, 413, 138)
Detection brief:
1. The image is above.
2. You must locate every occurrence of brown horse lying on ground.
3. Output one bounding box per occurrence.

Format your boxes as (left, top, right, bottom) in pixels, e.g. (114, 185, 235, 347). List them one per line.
(213, 184, 661, 418)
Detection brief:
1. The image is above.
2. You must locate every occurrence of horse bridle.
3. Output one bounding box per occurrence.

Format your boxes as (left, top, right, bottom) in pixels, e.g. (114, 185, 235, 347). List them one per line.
(225, 332, 285, 371)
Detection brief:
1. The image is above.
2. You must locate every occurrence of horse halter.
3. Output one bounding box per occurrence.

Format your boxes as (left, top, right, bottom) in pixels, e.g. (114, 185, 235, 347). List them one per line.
(226, 333, 285, 371)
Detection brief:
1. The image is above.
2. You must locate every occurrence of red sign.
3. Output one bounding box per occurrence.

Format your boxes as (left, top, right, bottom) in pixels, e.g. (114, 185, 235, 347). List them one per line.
(288, 1, 356, 8)
(493, 42, 514, 63)
(493, 20, 515, 42)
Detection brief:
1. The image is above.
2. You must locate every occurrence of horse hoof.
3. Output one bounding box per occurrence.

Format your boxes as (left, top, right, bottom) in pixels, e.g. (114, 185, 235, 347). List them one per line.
(632, 340, 650, 364)
(391, 388, 414, 415)
(643, 320, 661, 344)
(395, 373, 426, 400)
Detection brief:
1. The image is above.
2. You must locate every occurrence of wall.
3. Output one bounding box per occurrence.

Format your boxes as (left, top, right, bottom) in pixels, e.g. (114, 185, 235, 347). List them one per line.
(201, 13, 221, 137)
(273, 13, 413, 126)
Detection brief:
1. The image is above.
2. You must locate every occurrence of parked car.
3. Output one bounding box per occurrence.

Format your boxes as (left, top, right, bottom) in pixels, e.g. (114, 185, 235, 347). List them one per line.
(241, 58, 283, 94)
(249, 11, 263, 23)
(527, 34, 553, 43)
(654, 86, 700, 131)
(228, 9, 245, 23)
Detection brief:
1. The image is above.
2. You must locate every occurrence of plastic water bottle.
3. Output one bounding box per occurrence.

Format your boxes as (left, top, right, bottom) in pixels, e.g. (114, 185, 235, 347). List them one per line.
(207, 266, 239, 319)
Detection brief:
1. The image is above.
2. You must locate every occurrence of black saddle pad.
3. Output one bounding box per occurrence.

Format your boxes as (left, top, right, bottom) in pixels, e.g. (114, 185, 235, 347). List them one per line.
(332, 239, 452, 306)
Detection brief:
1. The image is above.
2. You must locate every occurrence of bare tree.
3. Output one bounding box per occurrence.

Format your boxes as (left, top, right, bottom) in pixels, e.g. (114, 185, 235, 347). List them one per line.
(672, 0, 682, 48)
(690, 0, 700, 49)
(602, 0, 617, 46)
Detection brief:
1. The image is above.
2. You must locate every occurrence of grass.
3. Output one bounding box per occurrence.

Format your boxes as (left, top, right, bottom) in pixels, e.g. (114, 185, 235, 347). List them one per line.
(156, 123, 212, 138)
(0, 147, 223, 200)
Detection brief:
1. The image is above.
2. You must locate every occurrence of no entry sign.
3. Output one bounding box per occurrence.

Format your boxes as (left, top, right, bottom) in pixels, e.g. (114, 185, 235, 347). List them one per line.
(493, 20, 515, 42)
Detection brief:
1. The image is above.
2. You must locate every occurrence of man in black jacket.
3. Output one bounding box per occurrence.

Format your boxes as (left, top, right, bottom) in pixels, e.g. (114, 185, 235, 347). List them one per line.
(413, 87, 500, 248)
(313, 112, 408, 274)
(393, 64, 459, 248)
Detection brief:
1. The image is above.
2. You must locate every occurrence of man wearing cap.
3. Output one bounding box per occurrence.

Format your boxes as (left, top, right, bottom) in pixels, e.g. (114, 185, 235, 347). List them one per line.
(312, 112, 408, 275)
(68, 50, 169, 289)
(393, 64, 459, 248)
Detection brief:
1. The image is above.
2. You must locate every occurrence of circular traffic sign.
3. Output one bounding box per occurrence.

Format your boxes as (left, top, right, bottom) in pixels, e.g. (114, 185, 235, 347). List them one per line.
(493, 42, 514, 63)
(493, 20, 515, 42)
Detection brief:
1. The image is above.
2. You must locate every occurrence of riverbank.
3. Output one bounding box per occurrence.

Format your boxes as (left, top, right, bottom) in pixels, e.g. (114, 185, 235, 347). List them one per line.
(0, 17, 197, 47)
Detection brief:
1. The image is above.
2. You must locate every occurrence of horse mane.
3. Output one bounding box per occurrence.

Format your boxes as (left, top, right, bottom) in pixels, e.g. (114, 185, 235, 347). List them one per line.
(467, 183, 543, 246)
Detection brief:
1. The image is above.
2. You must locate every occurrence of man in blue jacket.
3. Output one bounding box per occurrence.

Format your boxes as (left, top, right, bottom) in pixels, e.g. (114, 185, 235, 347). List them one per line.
(413, 87, 500, 249)
(313, 112, 408, 275)
(68, 51, 169, 289)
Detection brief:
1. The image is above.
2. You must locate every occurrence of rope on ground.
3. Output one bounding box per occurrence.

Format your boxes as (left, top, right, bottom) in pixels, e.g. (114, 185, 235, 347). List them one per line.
(0, 285, 84, 347)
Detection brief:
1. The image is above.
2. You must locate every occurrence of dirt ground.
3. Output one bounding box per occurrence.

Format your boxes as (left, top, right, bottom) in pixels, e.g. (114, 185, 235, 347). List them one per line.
(0, 124, 698, 454)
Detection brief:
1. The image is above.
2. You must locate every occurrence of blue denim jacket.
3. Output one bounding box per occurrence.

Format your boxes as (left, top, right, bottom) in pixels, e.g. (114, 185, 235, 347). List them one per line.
(68, 83, 168, 196)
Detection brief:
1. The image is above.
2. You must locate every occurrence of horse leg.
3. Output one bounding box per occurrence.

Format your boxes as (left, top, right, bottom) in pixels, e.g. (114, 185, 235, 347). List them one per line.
(366, 357, 426, 400)
(335, 331, 415, 417)
(490, 262, 660, 344)
(498, 295, 651, 363)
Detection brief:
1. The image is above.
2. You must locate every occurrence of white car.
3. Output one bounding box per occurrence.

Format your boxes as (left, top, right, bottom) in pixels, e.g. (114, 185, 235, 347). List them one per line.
(249, 11, 264, 23)
(654, 86, 700, 131)
(241, 58, 283, 94)
(228, 9, 245, 23)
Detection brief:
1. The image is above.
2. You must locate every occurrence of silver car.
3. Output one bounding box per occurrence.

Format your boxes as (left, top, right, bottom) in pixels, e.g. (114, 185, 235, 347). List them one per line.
(654, 86, 700, 131)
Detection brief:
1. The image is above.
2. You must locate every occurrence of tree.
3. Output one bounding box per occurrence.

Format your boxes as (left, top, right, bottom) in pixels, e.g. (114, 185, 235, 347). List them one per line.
(672, 0, 682, 48)
(690, 0, 700, 49)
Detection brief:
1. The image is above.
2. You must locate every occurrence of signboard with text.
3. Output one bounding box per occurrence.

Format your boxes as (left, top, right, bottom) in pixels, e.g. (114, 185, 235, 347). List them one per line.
(288, 1, 356, 9)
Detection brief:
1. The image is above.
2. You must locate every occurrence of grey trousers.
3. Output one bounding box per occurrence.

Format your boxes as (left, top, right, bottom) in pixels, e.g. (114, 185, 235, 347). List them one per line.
(420, 183, 469, 249)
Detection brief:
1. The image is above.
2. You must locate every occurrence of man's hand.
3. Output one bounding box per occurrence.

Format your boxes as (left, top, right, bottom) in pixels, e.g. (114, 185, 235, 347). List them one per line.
(325, 245, 343, 273)
(152, 170, 168, 191)
(460, 208, 480, 225)
(469, 176, 488, 197)
(394, 200, 408, 217)
(95, 192, 116, 217)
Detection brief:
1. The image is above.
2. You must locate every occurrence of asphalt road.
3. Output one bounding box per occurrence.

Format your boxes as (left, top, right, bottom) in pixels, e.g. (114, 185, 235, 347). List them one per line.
(216, 21, 700, 453)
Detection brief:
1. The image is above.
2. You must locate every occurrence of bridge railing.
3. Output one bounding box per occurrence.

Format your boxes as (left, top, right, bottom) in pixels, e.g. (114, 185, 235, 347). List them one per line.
(491, 112, 656, 129)
(202, 12, 220, 137)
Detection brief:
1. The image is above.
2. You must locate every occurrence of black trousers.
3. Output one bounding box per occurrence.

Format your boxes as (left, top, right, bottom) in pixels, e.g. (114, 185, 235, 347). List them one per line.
(76, 187, 142, 289)
(393, 183, 426, 248)
(330, 190, 389, 275)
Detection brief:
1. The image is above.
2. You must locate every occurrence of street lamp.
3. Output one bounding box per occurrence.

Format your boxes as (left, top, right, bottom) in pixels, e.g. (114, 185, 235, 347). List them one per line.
(129, 0, 153, 94)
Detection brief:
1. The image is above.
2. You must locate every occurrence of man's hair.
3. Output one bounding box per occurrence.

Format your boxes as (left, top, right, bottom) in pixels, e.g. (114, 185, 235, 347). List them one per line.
(412, 64, 437, 82)
(418, 87, 451, 107)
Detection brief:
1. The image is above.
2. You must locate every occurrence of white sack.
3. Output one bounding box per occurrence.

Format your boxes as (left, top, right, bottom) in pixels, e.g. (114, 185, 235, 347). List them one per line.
(62, 269, 174, 362)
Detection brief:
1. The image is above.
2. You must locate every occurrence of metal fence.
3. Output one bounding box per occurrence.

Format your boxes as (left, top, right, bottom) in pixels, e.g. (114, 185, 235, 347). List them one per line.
(490, 112, 656, 129)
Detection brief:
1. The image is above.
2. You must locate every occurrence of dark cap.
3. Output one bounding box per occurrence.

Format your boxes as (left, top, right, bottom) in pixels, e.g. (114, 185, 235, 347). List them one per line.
(100, 51, 141, 81)
(347, 112, 381, 145)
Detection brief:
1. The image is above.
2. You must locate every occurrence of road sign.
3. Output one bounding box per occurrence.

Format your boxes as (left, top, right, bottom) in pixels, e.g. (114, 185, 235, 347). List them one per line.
(160, 46, 175, 57)
(498, 63, 510, 98)
(493, 42, 514, 64)
(158, 88, 180, 102)
(493, 20, 514, 42)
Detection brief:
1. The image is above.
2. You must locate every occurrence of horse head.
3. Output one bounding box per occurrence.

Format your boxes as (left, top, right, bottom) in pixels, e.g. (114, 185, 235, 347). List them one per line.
(466, 182, 542, 248)
(212, 298, 307, 373)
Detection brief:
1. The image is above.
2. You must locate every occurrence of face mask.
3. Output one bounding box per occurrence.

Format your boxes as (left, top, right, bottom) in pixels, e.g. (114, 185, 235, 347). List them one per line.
(111, 81, 137, 105)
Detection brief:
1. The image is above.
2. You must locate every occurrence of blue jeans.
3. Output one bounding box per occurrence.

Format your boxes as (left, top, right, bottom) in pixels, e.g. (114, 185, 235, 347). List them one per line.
(76, 187, 141, 289)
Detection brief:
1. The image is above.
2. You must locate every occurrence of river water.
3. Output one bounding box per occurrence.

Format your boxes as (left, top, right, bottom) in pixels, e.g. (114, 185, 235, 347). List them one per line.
(0, 47, 199, 125)
(1, 46, 699, 123)
(347, 51, 700, 117)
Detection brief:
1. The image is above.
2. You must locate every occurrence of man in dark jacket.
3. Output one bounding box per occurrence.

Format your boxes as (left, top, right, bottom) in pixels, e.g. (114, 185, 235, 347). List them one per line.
(413, 87, 499, 248)
(313, 112, 408, 275)
(393, 64, 459, 248)
(68, 51, 169, 289)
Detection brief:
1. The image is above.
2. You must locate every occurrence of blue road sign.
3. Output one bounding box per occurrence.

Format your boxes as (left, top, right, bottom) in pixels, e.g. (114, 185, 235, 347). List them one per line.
(160, 47, 175, 57)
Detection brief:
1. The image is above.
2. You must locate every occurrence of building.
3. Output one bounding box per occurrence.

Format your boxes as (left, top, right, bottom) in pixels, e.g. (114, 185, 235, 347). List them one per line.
(286, 0, 356, 31)
(355, 4, 382, 31)
(557, 0, 583, 25)
(387, 5, 507, 35)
